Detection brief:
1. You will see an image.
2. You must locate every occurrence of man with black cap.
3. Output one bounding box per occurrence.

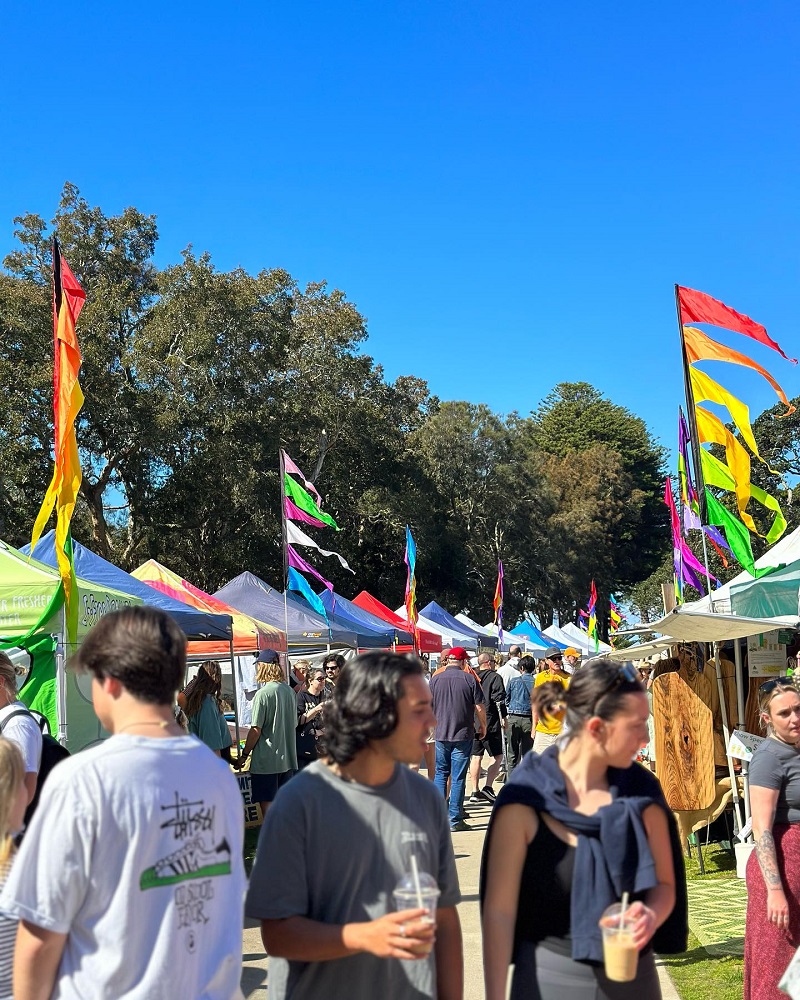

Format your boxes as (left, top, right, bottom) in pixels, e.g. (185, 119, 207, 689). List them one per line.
(429, 647, 486, 832)
(532, 646, 570, 753)
(237, 650, 297, 818)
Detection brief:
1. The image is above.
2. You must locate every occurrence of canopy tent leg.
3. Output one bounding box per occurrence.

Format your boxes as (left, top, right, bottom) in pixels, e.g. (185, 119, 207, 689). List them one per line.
(57, 605, 68, 747)
(715, 641, 743, 834)
(230, 638, 240, 749)
(734, 639, 752, 829)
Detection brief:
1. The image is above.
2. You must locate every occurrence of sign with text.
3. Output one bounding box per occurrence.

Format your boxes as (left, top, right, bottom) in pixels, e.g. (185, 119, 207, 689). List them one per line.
(237, 773, 263, 828)
(747, 631, 787, 678)
(728, 728, 767, 762)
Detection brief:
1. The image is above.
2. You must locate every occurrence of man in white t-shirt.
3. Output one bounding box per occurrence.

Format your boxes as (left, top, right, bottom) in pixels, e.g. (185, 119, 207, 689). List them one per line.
(0, 607, 246, 1000)
(0, 654, 42, 806)
(496, 646, 522, 691)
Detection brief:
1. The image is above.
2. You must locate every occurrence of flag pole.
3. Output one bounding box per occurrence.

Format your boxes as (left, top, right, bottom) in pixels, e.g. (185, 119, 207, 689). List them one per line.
(674, 284, 714, 597)
(279, 448, 289, 648)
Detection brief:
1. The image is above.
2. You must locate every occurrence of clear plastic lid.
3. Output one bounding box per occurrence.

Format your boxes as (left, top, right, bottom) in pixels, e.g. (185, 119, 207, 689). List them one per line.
(394, 871, 440, 895)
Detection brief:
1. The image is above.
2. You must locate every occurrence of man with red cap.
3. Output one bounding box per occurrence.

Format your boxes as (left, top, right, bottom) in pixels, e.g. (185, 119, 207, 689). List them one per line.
(429, 648, 486, 832)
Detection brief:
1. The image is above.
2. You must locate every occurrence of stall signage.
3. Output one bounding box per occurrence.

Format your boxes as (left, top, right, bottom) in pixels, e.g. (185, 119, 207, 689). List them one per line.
(747, 630, 788, 677)
(728, 728, 767, 762)
(237, 773, 263, 828)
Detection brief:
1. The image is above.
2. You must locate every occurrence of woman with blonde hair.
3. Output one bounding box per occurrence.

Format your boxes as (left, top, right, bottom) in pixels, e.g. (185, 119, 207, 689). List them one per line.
(745, 677, 800, 1000)
(0, 738, 29, 999)
(183, 661, 233, 761)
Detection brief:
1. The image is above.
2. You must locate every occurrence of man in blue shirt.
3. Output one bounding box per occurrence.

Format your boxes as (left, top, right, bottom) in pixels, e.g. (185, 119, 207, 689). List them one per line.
(505, 655, 536, 775)
(429, 648, 486, 832)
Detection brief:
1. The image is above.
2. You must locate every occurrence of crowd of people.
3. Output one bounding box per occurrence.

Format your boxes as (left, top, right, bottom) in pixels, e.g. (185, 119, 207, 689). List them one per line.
(0, 610, 797, 998)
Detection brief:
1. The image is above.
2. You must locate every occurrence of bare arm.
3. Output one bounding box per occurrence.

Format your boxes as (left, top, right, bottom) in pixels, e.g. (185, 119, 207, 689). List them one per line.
(261, 909, 434, 963)
(22, 772, 37, 807)
(750, 784, 789, 925)
(482, 804, 536, 1000)
(13, 921, 67, 1000)
(435, 906, 463, 1000)
(622, 804, 676, 950)
(475, 703, 487, 738)
(237, 726, 261, 765)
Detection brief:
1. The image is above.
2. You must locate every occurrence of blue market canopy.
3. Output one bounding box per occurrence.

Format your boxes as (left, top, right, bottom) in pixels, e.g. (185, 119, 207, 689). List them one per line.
(319, 590, 413, 646)
(215, 572, 358, 649)
(25, 530, 232, 642)
(509, 620, 566, 649)
(283, 591, 391, 649)
(420, 601, 498, 649)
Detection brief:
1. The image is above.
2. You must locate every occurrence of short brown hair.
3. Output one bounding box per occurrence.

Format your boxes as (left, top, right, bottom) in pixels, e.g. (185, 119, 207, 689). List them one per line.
(72, 607, 186, 705)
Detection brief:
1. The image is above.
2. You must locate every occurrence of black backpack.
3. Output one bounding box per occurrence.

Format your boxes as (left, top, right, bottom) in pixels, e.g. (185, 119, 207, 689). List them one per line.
(0, 708, 71, 826)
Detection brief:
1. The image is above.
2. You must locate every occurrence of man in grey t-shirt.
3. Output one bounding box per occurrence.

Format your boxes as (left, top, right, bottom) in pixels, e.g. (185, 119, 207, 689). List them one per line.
(245, 651, 463, 1000)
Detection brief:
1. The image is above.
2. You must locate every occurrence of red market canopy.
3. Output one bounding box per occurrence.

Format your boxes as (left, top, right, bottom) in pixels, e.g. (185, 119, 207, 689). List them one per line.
(352, 591, 442, 653)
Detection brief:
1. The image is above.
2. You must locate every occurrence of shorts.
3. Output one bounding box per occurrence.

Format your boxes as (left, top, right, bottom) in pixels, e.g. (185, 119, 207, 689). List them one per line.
(532, 731, 559, 754)
(250, 769, 293, 803)
(472, 731, 503, 758)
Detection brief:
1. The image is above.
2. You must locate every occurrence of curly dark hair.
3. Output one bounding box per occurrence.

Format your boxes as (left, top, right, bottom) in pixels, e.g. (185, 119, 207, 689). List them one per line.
(322, 651, 425, 765)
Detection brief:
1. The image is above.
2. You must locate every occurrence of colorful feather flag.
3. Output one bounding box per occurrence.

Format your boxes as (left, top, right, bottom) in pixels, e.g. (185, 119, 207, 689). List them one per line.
(286, 521, 353, 572)
(587, 580, 598, 653)
(287, 568, 328, 619)
(284, 497, 328, 529)
(404, 526, 418, 628)
(493, 561, 504, 642)
(30, 241, 86, 646)
(283, 474, 339, 530)
(678, 285, 797, 363)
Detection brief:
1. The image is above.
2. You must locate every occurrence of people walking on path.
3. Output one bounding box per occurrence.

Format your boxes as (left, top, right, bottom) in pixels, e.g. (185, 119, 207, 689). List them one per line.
(245, 650, 463, 1000)
(505, 655, 536, 775)
(481, 658, 686, 1000)
(429, 647, 486, 832)
(469, 653, 506, 805)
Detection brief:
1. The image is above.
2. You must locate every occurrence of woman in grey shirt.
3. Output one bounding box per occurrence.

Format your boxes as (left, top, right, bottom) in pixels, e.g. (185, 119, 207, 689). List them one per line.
(745, 677, 800, 1000)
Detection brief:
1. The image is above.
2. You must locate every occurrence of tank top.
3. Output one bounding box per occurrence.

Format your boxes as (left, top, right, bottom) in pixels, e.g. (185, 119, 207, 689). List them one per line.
(515, 816, 576, 957)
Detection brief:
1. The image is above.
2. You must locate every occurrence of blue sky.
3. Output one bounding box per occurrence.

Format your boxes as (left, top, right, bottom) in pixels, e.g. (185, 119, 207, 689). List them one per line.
(2, 0, 799, 464)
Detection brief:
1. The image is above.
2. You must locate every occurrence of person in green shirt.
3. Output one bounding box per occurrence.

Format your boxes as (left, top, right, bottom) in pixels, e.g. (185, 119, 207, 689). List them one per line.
(238, 651, 298, 818)
(183, 661, 233, 761)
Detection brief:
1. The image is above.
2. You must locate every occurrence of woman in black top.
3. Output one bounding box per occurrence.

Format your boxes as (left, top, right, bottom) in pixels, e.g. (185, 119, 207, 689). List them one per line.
(481, 660, 685, 1000)
(296, 669, 326, 768)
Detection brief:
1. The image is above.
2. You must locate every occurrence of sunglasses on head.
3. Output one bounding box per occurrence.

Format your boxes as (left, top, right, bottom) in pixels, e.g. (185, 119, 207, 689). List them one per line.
(759, 676, 797, 695)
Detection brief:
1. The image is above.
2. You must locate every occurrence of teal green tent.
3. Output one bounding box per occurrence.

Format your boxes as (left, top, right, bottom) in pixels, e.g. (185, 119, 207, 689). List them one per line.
(730, 560, 800, 620)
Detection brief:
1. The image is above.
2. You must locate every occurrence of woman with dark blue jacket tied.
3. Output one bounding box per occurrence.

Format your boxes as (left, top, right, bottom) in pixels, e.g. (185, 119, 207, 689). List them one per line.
(481, 659, 687, 1000)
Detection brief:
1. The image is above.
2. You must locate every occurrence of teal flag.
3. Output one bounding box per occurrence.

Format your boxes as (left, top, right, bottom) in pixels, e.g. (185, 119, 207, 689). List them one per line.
(287, 568, 328, 619)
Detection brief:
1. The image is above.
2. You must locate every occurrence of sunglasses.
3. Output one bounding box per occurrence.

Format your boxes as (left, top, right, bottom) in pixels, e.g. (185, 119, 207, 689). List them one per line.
(325, 667, 338, 672)
(759, 676, 797, 695)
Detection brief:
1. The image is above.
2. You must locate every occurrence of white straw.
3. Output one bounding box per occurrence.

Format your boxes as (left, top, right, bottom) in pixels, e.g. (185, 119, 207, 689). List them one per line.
(410, 854, 424, 909)
(620, 891, 629, 932)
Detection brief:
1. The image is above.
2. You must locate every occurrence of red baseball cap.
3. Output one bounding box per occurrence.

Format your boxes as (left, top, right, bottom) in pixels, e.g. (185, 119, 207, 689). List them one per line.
(448, 647, 468, 661)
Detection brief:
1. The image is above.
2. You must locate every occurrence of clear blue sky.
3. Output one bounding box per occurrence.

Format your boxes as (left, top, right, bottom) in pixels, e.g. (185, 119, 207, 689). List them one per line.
(2, 1, 799, 463)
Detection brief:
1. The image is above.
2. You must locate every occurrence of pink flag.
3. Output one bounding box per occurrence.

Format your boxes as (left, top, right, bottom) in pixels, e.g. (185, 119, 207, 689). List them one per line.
(287, 545, 334, 592)
(285, 497, 327, 529)
(282, 450, 322, 504)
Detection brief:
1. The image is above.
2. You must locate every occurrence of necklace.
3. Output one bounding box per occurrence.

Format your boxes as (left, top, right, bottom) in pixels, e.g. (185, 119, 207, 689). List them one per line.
(116, 720, 173, 734)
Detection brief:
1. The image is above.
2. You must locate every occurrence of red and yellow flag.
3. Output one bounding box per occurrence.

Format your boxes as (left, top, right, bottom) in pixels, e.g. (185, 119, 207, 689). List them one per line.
(30, 240, 86, 645)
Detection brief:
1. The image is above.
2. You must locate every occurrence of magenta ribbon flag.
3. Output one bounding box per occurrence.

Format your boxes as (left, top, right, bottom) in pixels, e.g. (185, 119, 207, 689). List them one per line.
(287, 545, 334, 592)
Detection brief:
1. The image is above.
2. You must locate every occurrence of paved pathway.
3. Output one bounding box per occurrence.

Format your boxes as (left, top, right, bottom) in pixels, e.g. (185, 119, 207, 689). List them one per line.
(240, 780, 681, 998)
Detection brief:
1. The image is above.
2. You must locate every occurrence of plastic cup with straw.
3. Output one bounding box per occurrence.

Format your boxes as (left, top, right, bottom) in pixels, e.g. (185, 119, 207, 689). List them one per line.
(599, 891, 638, 983)
(392, 854, 441, 957)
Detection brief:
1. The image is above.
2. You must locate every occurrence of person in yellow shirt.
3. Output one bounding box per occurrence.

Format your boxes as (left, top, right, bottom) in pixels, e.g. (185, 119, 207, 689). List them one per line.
(532, 647, 570, 753)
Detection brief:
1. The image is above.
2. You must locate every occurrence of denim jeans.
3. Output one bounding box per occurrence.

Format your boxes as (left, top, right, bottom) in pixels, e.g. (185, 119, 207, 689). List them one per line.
(434, 737, 473, 826)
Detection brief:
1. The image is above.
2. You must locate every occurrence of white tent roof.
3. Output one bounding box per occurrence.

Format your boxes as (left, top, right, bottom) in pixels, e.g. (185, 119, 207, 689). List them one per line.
(639, 608, 800, 643)
(684, 523, 800, 615)
(480, 622, 548, 654)
(605, 639, 675, 661)
(544, 623, 612, 655)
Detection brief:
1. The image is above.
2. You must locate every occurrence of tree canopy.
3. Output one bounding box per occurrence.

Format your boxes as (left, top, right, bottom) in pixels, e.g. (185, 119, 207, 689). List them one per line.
(0, 185, 672, 636)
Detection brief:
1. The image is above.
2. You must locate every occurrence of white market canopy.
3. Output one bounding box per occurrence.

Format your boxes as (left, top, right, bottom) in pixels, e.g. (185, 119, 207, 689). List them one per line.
(639, 608, 800, 643)
(544, 622, 612, 656)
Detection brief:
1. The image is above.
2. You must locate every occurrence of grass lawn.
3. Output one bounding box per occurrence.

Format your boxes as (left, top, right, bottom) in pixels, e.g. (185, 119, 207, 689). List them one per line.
(658, 844, 744, 1000)
(244, 825, 260, 875)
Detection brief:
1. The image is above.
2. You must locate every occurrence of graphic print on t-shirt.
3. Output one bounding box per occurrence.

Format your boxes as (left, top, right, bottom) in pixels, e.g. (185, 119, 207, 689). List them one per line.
(139, 791, 232, 890)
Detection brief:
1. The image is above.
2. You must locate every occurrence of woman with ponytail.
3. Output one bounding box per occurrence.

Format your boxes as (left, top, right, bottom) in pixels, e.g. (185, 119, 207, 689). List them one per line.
(481, 658, 687, 1000)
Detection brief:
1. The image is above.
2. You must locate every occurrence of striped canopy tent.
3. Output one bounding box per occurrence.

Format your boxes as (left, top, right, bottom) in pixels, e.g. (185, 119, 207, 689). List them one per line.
(132, 559, 286, 655)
